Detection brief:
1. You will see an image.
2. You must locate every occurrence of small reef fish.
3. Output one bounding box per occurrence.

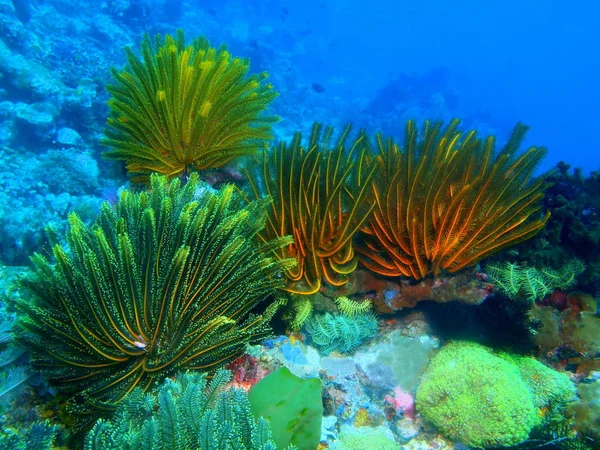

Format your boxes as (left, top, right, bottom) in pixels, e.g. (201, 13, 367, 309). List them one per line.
(312, 83, 325, 93)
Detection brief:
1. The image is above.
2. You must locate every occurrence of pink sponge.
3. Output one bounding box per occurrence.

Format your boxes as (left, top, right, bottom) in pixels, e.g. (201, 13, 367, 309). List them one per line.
(385, 387, 416, 420)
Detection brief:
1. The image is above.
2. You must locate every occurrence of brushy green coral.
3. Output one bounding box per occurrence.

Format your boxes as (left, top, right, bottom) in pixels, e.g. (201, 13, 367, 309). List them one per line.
(16, 174, 295, 420)
(85, 369, 289, 450)
(415, 341, 576, 448)
(505, 353, 576, 410)
(486, 259, 585, 303)
(305, 312, 378, 354)
(334, 296, 372, 317)
(286, 295, 314, 331)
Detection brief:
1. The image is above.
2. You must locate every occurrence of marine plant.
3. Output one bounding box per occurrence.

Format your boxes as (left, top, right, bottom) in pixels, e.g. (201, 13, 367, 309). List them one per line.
(85, 369, 288, 450)
(103, 30, 278, 182)
(359, 119, 551, 279)
(244, 123, 377, 294)
(486, 259, 585, 303)
(415, 341, 575, 448)
(304, 312, 378, 354)
(248, 367, 323, 450)
(15, 174, 295, 418)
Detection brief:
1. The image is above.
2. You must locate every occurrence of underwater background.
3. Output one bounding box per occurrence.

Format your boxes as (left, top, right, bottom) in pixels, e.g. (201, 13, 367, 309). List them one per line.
(0, 0, 599, 449)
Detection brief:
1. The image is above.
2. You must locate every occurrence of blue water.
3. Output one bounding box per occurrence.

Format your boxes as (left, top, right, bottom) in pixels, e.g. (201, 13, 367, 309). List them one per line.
(184, 0, 600, 174)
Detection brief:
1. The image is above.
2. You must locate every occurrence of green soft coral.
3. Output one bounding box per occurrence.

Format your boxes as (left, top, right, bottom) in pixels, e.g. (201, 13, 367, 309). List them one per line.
(332, 425, 398, 450)
(16, 174, 295, 420)
(486, 259, 585, 303)
(0, 420, 59, 450)
(85, 369, 286, 450)
(416, 341, 576, 448)
(305, 312, 378, 355)
(334, 296, 372, 316)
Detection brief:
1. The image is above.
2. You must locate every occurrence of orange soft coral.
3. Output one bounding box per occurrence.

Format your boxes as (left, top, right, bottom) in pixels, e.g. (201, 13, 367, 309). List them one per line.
(359, 119, 551, 279)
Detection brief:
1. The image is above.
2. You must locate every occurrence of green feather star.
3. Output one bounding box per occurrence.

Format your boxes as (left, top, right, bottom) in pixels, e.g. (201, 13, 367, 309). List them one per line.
(16, 174, 294, 420)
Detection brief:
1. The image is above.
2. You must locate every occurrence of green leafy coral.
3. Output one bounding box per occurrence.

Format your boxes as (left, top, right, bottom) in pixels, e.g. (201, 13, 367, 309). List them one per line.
(333, 296, 372, 317)
(16, 174, 295, 418)
(305, 312, 378, 354)
(416, 341, 576, 448)
(486, 259, 585, 303)
(85, 369, 286, 450)
(285, 295, 314, 331)
(103, 30, 278, 182)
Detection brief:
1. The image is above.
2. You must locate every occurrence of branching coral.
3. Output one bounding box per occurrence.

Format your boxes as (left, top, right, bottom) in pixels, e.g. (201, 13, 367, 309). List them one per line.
(103, 30, 278, 182)
(16, 174, 295, 419)
(359, 119, 551, 280)
(244, 123, 377, 294)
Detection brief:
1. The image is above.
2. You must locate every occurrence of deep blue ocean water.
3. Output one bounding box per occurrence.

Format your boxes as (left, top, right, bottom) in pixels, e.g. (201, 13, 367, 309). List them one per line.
(187, 0, 600, 174)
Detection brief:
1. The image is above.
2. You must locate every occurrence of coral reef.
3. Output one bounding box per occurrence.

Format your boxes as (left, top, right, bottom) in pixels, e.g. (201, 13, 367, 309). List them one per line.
(515, 163, 600, 291)
(533, 293, 600, 378)
(567, 377, 600, 444)
(0, 3, 597, 448)
(0, 145, 104, 265)
(342, 269, 489, 314)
